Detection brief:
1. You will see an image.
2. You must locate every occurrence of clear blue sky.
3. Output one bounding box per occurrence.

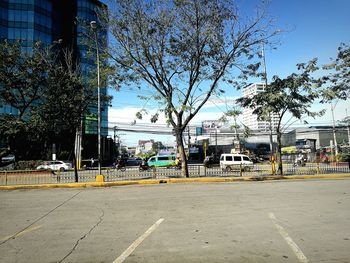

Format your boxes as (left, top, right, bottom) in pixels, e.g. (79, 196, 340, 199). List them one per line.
(105, 0, 350, 146)
(263, 0, 350, 78)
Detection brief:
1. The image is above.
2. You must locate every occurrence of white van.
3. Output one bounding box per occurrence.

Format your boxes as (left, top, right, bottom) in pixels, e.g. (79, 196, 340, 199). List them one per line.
(220, 154, 253, 171)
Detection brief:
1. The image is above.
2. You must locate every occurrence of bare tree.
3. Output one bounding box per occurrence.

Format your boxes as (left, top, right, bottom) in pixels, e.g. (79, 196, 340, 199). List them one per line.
(102, 0, 279, 177)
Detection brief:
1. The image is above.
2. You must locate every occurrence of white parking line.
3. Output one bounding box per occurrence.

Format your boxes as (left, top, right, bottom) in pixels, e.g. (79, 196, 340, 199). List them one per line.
(269, 213, 309, 263)
(113, 218, 165, 263)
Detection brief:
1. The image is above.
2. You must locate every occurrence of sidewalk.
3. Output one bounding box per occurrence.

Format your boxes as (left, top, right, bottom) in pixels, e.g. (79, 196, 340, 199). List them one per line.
(1, 173, 350, 190)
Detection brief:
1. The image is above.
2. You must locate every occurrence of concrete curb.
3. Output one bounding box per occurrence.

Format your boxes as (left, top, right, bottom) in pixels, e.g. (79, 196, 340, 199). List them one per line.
(1, 173, 350, 190)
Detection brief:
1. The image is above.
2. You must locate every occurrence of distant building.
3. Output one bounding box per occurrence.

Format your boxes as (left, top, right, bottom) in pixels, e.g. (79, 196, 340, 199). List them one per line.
(242, 83, 279, 132)
(135, 140, 155, 155)
(282, 126, 349, 149)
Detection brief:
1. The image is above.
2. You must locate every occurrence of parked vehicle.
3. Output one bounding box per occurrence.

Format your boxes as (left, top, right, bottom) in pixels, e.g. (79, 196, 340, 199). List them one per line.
(127, 157, 143, 166)
(147, 154, 177, 167)
(36, 161, 72, 172)
(0, 154, 15, 170)
(220, 154, 253, 172)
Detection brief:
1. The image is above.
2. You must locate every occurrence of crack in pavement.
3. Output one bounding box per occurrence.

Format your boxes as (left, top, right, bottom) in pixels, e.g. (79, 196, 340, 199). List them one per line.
(58, 208, 105, 263)
(0, 191, 81, 246)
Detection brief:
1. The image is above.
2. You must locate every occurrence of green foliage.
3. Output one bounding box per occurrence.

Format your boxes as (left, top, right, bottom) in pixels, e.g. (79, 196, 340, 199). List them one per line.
(15, 160, 44, 170)
(150, 113, 159, 123)
(135, 109, 148, 120)
(221, 105, 244, 140)
(242, 124, 252, 139)
(318, 43, 350, 102)
(0, 41, 96, 160)
(137, 152, 155, 160)
(335, 153, 348, 162)
(225, 108, 242, 118)
(237, 60, 323, 125)
(151, 141, 164, 153)
(237, 61, 324, 175)
(0, 41, 48, 118)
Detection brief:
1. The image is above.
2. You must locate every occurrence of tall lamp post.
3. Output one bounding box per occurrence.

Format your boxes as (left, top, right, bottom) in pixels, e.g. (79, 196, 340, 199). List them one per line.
(330, 101, 339, 158)
(262, 42, 275, 174)
(90, 20, 101, 175)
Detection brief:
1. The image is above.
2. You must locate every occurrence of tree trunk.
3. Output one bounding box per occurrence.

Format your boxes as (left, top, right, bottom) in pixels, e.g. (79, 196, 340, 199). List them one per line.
(277, 131, 283, 175)
(73, 151, 79, 182)
(175, 130, 189, 178)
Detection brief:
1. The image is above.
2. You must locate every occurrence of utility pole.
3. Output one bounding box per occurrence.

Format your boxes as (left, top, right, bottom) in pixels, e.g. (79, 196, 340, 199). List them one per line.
(330, 101, 338, 157)
(262, 42, 276, 175)
(262, 43, 274, 157)
(215, 127, 218, 156)
(346, 109, 350, 145)
(91, 21, 102, 175)
(114, 126, 117, 145)
(187, 126, 191, 158)
(113, 126, 122, 159)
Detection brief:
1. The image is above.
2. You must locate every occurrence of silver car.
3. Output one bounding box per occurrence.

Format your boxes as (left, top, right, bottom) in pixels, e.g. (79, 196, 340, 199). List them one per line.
(36, 161, 72, 172)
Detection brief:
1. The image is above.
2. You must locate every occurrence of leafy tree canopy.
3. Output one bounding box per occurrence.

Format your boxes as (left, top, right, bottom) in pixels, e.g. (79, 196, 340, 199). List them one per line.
(317, 43, 350, 102)
(0, 41, 96, 160)
(0, 41, 48, 119)
(237, 60, 324, 175)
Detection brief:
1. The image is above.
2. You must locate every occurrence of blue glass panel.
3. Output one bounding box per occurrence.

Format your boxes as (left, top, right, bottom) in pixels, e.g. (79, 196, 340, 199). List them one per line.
(14, 29, 20, 38)
(28, 28, 33, 39)
(8, 10, 14, 20)
(13, 10, 21, 21)
(21, 10, 27, 21)
(8, 28, 15, 39)
(28, 10, 33, 22)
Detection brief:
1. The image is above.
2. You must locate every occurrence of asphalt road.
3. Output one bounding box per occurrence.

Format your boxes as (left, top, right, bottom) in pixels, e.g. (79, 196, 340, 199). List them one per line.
(0, 178, 350, 263)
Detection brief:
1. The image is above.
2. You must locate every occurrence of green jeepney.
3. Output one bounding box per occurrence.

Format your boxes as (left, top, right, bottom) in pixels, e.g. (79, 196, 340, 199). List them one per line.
(147, 155, 177, 167)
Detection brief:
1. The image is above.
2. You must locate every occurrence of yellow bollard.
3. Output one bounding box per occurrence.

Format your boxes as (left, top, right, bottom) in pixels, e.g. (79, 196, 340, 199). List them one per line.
(96, 175, 105, 182)
(271, 155, 276, 175)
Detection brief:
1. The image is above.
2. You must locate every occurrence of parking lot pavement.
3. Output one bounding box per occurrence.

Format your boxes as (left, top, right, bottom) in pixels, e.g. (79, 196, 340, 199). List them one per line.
(0, 179, 350, 263)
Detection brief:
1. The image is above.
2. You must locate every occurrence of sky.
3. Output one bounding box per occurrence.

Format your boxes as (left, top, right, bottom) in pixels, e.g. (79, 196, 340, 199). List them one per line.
(106, 0, 350, 147)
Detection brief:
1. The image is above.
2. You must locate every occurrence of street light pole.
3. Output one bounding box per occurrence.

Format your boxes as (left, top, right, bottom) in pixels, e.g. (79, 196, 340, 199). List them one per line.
(215, 127, 218, 156)
(90, 21, 101, 175)
(262, 43, 274, 156)
(330, 101, 339, 157)
(262, 42, 276, 175)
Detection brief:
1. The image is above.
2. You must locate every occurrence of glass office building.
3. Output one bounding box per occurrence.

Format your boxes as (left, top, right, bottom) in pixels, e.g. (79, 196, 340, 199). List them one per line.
(1, 0, 52, 51)
(0, 0, 108, 136)
(76, 0, 108, 136)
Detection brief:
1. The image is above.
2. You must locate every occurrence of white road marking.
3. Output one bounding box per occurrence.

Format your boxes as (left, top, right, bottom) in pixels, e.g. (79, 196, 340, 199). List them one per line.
(113, 218, 165, 263)
(269, 213, 309, 263)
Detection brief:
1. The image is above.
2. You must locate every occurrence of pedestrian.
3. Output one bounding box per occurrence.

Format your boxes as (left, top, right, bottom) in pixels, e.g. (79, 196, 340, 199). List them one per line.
(175, 155, 181, 167)
(91, 158, 94, 167)
(347, 154, 350, 170)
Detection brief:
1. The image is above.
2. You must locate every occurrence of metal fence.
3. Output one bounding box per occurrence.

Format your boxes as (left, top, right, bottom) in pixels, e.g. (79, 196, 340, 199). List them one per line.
(0, 163, 349, 186)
